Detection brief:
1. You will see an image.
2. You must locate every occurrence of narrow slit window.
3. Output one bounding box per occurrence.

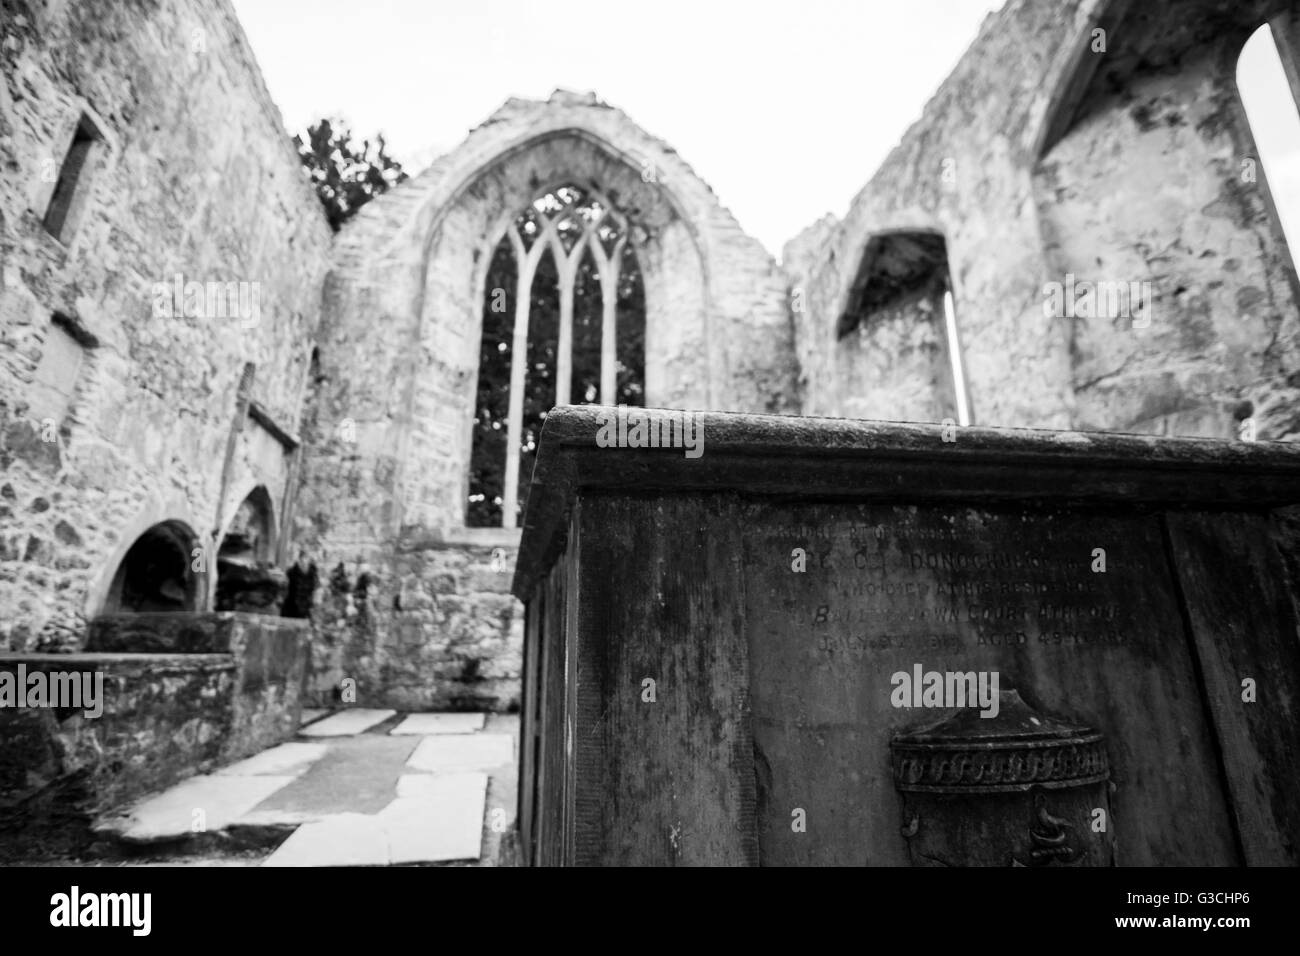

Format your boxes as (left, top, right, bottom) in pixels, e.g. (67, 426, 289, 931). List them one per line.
(43, 115, 102, 242)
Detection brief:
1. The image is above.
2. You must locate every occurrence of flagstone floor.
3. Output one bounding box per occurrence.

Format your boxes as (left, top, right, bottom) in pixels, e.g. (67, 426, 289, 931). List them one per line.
(86, 709, 519, 867)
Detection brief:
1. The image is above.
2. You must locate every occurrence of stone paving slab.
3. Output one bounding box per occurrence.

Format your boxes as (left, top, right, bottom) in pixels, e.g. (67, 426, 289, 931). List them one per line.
(262, 813, 389, 867)
(260, 773, 488, 867)
(88, 714, 520, 865)
(247, 735, 419, 818)
(406, 733, 514, 772)
(395, 774, 438, 798)
(100, 775, 296, 842)
(298, 708, 395, 737)
(382, 773, 488, 864)
(389, 713, 486, 735)
(216, 742, 327, 777)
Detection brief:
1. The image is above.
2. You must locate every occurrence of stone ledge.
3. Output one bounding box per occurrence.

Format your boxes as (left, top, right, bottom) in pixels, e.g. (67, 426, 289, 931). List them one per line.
(397, 525, 523, 551)
(86, 612, 310, 654)
(0, 652, 235, 674)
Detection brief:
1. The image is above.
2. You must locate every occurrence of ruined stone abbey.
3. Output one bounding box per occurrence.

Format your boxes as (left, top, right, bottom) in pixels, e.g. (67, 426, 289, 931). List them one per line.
(2, 0, 1299, 828)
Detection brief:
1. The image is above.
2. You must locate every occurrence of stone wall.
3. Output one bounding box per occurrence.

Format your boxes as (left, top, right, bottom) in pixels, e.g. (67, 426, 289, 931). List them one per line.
(87, 610, 310, 758)
(0, 609, 308, 857)
(305, 531, 520, 712)
(0, 652, 235, 857)
(786, 0, 1300, 440)
(4, 0, 1299, 722)
(1035, 0, 1300, 439)
(293, 90, 797, 710)
(222, 614, 310, 758)
(0, 0, 332, 653)
(87, 611, 249, 653)
(786, 0, 1081, 430)
(836, 297, 956, 425)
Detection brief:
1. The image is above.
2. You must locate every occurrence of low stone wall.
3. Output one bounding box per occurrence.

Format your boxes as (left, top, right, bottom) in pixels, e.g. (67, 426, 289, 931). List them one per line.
(306, 530, 521, 712)
(224, 615, 310, 760)
(0, 613, 310, 857)
(87, 612, 240, 653)
(0, 652, 234, 857)
(88, 610, 310, 761)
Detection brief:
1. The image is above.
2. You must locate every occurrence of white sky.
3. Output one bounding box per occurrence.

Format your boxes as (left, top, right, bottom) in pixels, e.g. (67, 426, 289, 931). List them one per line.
(232, 0, 1300, 259)
(1241, 24, 1300, 251)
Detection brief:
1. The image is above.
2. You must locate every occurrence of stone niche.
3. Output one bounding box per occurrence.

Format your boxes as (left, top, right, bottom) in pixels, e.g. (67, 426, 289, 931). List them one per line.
(512, 407, 1300, 866)
(216, 489, 288, 614)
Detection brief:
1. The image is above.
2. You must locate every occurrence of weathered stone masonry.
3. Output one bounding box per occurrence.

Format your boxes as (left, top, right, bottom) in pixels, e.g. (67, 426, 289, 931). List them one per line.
(1, 0, 332, 649)
(292, 90, 799, 712)
(2, 0, 1299, 821)
(1, 0, 330, 831)
(786, 0, 1300, 442)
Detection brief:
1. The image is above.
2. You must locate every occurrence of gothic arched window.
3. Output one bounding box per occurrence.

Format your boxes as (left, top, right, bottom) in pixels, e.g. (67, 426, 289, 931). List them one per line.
(469, 185, 646, 527)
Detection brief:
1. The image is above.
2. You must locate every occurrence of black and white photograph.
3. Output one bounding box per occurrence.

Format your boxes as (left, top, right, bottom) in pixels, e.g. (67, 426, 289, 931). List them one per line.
(1, 0, 1298, 932)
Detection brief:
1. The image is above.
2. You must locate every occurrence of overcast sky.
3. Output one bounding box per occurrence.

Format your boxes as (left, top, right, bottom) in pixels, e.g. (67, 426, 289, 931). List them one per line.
(232, 0, 1300, 259)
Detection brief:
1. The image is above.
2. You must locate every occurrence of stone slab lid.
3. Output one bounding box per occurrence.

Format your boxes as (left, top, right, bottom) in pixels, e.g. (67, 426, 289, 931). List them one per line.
(511, 405, 1300, 600)
(890, 689, 1109, 794)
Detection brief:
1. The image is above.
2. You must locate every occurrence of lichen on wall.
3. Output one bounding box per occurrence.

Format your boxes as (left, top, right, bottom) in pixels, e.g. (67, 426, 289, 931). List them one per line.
(0, 0, 332, 650)
(787, 0, 1299, 440)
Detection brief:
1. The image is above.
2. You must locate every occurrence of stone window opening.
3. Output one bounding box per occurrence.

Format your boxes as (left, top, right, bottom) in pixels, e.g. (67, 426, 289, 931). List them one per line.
(469, 183, 646, 528)
(1238, 21, 1300, 261)
(42, 113, 104, 243)
(837, 231, 971, 425)
(105, 520, 201, 614)
(215, 487, 286, 614)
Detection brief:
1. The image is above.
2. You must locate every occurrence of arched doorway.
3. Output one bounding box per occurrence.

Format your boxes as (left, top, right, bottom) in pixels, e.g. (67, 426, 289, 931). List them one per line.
(104, 520, 201, 614)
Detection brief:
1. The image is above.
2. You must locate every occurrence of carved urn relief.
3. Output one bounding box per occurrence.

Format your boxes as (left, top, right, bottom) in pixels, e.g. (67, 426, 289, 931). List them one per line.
(891, 688, 1115, 866)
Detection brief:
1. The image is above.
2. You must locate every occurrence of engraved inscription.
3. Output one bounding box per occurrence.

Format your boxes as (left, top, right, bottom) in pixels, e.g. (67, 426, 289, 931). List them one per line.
(770, 512, 1137, 654)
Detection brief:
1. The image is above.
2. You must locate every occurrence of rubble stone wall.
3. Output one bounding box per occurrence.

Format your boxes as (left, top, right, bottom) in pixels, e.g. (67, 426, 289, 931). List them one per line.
(0, 0, 332, 653)
(786, 0, 1300, 441)
(294, 91, 798, 711)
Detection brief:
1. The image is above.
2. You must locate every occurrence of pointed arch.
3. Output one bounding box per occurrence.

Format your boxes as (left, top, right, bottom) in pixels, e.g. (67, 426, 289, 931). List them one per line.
(470, 183, 646, 527)
(103, 520, 202, 614)
(306, 93, 794, 540)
